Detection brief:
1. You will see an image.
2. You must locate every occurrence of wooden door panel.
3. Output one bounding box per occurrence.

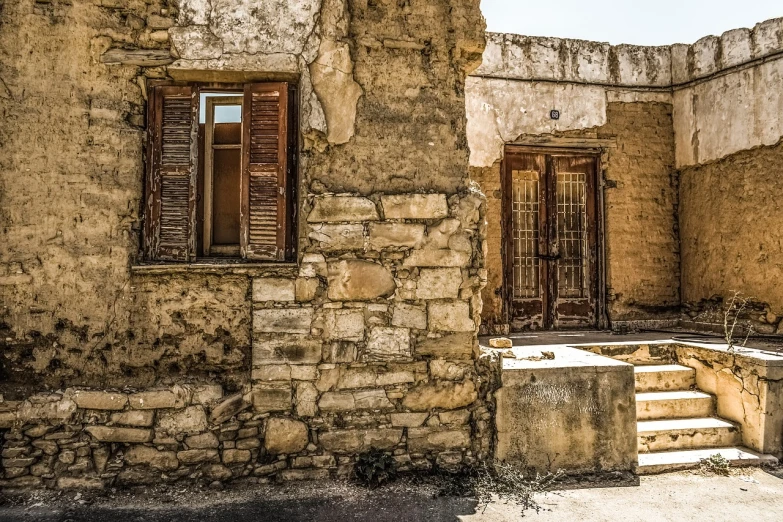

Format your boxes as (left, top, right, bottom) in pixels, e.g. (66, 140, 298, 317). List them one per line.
(504, 148, 599, 330)
(504, 151, 547, 330)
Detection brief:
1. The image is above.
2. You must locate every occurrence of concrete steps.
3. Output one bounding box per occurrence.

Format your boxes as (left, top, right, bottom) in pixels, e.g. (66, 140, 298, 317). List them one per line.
(637, 417, 740, 452)
(634, 364, 777, 473)
(636, 390, 714, 420)
(634, 364, 695, 392)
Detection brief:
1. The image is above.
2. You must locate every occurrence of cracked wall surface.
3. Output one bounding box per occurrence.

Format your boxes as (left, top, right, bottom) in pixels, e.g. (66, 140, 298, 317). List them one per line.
(674, 18, 783, 322)
(0, 0, 491, 489)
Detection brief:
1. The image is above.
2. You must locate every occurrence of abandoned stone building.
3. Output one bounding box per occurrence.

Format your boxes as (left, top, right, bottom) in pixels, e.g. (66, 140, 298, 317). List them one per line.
(0, 0, 782, 490)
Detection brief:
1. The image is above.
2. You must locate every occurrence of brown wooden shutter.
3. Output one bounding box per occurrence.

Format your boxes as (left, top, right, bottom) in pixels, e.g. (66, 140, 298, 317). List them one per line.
(145, 85, 198, 261)
(241, 82, 288, 261)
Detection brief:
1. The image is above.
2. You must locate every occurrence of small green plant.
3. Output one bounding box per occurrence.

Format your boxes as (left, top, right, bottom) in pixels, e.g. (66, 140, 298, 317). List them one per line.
(700, 453, 731, 476)
(354, 449, 397, 488)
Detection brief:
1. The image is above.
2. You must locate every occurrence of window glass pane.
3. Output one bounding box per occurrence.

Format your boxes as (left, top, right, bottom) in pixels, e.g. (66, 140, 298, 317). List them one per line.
(199, 93, 242, 123)
(556, 171, 587, 298)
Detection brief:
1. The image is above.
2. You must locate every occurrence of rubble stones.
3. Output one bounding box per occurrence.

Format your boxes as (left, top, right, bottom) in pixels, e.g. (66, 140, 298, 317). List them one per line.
(428, 302, 475, 332)
(381, 194, 449, 220)
(177, 449, 219, 465)
(489, 338, 513, 348)
(157, 406, 208, 435)
(308, 196, 380, 223)
(71, 391, 128, 410)
(124, 445, 179, 471)
(326, 261, 396, 301)
(185, 432, 220, 449)
(416, 333, 475, 359)
(209, 394, 251, 425)
(85, 427, 153, 443)
(254, 309, 314, 335)
(253, 278, 296, 302)
(391, 303, 427, 330)
(319, 429, 402, 453)
(416, 268, 462, 300)
(366, 327, 411, 361)
(253, 335, 323, 365)
(407, 428, 471, 452)
(128, 390, 183, 410)
(402, 381, 478, 411)
(264, 418, 309, 454)
(111, 410, 155, 427)
(368, 223, 426, 250)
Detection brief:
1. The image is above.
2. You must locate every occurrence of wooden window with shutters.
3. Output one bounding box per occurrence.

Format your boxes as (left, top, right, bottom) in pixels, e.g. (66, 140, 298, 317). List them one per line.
(144, 82, 297, 263)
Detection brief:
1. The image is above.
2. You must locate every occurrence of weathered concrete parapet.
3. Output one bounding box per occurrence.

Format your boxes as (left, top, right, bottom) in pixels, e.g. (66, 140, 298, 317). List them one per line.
(671, 18, 783, 84)
(474, 32, 672, 87)
(494, 346, 637, 474)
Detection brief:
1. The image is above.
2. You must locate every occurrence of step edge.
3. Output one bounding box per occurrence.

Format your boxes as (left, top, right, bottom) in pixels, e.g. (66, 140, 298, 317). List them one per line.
(636, 391, 713, 401)
(634, 365, 696, 373)
(637, 417, 739, 433)
(637, 447, 779, 470)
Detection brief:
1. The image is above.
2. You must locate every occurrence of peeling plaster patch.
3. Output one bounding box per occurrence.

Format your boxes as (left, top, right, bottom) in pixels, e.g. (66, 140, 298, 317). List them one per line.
(209, 0, 322, 55)
(298, 56, 328, 136)
(176, 0, 211, 26)
(309, 40, 363, 144)
(169, 26, 224, 60)
(466, 77, 607, 167)
(607, 90, 672, 104)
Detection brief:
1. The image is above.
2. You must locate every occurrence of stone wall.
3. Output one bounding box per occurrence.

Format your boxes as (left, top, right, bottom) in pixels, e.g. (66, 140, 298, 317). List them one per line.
(680, 142, 783, 328)
(673, 18, 783, 321)
(0, 0, 492, 487)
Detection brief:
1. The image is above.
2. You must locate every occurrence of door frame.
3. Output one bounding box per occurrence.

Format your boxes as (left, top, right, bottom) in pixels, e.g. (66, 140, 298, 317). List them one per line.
(501, 144, 608, 330)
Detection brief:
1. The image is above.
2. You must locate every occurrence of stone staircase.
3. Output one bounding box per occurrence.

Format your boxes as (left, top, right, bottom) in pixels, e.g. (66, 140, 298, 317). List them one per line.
(634, 364, 778, 474)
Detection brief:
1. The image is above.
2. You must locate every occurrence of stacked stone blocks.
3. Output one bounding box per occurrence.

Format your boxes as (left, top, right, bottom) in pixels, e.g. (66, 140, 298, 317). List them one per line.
(252, 191, 488, 475)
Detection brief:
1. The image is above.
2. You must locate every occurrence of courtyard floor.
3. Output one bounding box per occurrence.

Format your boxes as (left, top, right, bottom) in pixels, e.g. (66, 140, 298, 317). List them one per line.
(1, 467, 782, 521)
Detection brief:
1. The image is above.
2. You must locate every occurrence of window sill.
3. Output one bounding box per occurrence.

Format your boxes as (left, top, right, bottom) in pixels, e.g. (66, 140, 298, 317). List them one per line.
(131, 262, 299, 277)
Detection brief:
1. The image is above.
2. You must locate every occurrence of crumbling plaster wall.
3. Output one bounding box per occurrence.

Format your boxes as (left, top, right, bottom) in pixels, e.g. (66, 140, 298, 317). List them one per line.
(1, 0, 494, 488)
(674, 18, 783, 322)
(467, 33, 680, 328)
(0, 0, 248, 394)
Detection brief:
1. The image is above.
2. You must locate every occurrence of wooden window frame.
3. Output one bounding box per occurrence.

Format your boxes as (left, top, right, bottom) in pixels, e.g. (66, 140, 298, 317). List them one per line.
(143, 81, 298, 264)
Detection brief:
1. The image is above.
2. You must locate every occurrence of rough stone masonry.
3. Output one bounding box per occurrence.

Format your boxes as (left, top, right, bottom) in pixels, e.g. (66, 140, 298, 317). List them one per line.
(0, 0, 491, 488)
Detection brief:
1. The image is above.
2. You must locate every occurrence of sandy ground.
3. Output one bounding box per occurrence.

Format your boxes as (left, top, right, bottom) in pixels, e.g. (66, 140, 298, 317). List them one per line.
(1, 468, 782, 521)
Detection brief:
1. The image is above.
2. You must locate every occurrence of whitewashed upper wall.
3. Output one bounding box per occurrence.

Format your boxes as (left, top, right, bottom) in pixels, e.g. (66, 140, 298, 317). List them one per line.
(468, 18, 783, 168)
(672, 18, 783, 167)
(169, 0, 363, 145)
(467, 33, 672, 167)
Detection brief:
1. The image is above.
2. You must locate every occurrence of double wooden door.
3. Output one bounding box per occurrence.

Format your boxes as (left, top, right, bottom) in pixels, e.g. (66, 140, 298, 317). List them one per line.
(503, 147, 600, 330)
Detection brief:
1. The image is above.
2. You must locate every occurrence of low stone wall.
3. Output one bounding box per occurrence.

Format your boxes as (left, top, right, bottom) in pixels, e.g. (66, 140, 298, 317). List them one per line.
(0, 375, 495, 489)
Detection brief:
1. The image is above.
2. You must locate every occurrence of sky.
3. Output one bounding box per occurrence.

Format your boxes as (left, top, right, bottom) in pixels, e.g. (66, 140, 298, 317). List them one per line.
(480, 1, 783, 46)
